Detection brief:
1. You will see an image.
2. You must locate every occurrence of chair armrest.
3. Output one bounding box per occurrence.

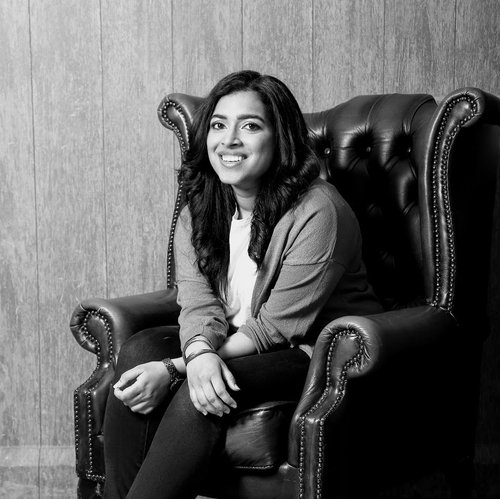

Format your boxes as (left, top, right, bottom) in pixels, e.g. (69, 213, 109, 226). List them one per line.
(70, 288, 180, 361)
(70, 288, 180, 482)
(287, 305, 456, 498)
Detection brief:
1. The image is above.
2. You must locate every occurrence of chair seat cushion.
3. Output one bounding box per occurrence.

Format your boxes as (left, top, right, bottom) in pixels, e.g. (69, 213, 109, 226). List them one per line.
(224, 401, 296, 470)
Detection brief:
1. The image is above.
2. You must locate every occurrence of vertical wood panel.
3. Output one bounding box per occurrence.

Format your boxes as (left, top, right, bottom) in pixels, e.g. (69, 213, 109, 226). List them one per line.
(455, 0, 500, 92)
(243, 0, 313, 111)
(102, 0, 174, 297)
(313, 0, 385, 108)
(171, 0, 243, 198)
(172, 0, 243, 95)
(31, 0, 106, 446)
(0, 0, 39, 450)
(384, 0, 455, 98)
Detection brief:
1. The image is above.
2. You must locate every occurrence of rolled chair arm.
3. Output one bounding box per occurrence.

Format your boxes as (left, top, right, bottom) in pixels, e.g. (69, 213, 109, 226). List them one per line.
(71, 288, 180, 483)
(440, 87, 500, 128)
(288, 305, 457, 498)
(70, 288, 180, 360)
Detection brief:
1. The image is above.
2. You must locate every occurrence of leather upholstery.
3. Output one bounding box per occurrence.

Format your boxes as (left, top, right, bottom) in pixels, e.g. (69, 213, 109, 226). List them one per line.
(72, 87, 500, 498)
(304, 94, 435, 310)
(224, 401, 296, 470)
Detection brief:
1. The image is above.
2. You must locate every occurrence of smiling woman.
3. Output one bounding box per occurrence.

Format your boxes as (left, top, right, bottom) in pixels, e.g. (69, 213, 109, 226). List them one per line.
(207, 91, 275, 212)
(102, 70, 382, 498)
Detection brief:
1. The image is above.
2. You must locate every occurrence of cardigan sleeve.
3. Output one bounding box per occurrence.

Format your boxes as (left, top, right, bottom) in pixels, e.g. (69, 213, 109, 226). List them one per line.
(174, 207, 229, 350)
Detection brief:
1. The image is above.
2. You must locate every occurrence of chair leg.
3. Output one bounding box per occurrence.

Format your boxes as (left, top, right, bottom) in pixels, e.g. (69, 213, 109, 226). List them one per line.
(77, 477, 105, 499)
(444, 456, 475, 499)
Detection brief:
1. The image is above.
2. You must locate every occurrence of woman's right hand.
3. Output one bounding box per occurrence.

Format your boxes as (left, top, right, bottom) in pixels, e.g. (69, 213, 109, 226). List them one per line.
(186, 353, 240, 417)
(113, 361, 171, 415)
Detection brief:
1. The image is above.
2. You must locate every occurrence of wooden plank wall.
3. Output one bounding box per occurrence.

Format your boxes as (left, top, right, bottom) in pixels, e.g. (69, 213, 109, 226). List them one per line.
(1, 0, 499, 497)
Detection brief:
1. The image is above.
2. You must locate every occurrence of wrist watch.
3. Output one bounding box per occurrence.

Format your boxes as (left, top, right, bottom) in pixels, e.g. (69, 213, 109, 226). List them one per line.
(161, 357, 184, 391)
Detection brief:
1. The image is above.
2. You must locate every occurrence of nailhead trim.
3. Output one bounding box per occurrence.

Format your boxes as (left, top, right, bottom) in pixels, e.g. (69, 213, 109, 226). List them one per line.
(166, 180, 184, 288)
(234, 464, 276, 471)
(158, 97, 189, 156)
(298, 329, 365, 499)
(74, 309, 113, 483)
(429, 94, 478, 309)
(158, 97, 191, 288)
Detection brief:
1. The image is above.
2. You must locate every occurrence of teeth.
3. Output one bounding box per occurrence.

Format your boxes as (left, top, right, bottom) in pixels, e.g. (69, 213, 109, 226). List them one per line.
(221, 155, 243, 162)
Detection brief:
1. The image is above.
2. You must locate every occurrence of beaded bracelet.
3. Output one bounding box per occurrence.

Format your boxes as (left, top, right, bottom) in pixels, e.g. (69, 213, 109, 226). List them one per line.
(185, 348, 218, 366)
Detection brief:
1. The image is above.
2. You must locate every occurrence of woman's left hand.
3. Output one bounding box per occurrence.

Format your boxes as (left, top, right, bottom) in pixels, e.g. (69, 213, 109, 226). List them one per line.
(186, 353, 239, 417)
(113, 361, 171, 415)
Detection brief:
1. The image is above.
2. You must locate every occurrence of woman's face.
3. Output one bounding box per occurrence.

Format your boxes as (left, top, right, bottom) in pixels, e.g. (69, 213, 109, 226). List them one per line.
(207, 90, 275, 199)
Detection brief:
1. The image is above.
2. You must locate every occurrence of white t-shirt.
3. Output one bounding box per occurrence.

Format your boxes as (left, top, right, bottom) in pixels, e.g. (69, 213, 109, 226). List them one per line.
(223, 212, 257, 328)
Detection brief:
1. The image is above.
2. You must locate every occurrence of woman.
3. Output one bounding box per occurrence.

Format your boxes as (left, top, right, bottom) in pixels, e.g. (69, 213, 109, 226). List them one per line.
(103, 70, 381, 498)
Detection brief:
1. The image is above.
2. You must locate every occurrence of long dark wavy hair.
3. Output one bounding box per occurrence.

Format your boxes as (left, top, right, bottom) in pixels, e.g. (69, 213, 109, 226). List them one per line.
(180, 70, 319, 298)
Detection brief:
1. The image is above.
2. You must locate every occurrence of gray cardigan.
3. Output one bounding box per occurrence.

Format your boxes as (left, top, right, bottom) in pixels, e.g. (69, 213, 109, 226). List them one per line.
(174, 178, 381, 356)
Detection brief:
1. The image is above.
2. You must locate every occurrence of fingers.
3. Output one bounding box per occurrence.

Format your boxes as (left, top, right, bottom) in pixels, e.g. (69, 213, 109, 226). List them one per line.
(211, 375, 237, 410)
(220, 362, 240, 393)
(188, 386, 208, 416)
(189, 374, 237, 416)
(114, 368, 152, 406)
(189, 378, 224, 417)
(128, 401, 155, 415)
(186, 355, 242, 417)
(200, 381, 231, 417)
(113, 366, 143, 390)
(116, 382, 157, 414)
(113, 361, 172, 411)
(114, 374, 144, 405)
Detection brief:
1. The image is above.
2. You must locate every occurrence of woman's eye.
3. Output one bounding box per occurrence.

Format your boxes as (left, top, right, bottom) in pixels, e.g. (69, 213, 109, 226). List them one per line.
(243, 122, 260, 131)
(210, 122, 225, 130)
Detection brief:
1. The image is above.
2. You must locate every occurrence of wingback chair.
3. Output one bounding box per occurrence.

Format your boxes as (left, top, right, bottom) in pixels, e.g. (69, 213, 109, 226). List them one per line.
(71, 87, 500, 499)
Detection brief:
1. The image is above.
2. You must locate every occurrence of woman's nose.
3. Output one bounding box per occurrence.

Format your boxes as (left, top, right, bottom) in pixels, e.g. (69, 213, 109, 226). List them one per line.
(222, 126, 242, 147)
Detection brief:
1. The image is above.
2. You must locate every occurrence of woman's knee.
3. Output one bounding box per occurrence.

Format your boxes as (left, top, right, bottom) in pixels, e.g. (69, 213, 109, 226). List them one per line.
(115, 327, 180, 373)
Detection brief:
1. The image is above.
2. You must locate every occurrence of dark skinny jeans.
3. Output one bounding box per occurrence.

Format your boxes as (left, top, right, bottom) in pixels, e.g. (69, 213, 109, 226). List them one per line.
(103, 327, 310, 499)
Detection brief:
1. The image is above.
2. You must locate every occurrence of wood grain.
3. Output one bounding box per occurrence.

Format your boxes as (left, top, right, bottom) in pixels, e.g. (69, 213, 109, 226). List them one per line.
(384, 0, 456, 99)
(101, 0, 174, 297)
(172, 0, 243, 95)
(30, 0, 106, 446)
(313, 0, 385, 108)
(0, 446, 39, 498)
(171, 0, 243, 181)
(455, 0, 500, 92)
(0, 0, 39, 447)
(243, 0, 313, 111)
(0, 445, 75, 498)
(39, 445, 77, 498)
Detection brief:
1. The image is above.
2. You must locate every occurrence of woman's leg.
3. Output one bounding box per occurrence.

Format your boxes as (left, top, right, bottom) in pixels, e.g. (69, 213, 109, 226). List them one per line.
(127, 347, 310, 499)
(103, 326, 181, 499)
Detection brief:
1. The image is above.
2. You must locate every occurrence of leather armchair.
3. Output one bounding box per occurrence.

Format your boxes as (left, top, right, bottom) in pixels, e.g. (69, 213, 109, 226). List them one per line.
(71, 88, 500, 498)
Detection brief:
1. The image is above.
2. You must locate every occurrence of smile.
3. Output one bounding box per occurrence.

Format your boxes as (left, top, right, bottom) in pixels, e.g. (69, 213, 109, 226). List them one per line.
(219, 154, 245, 166)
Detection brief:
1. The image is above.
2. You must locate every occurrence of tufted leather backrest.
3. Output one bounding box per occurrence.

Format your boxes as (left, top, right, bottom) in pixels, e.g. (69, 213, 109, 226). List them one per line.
(158, 89, 500, 325)
(303, 95, 436, 309)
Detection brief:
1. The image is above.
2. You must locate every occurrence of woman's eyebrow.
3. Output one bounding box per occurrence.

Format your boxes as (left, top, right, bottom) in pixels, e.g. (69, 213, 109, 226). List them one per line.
(210, 113, 266, 122)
